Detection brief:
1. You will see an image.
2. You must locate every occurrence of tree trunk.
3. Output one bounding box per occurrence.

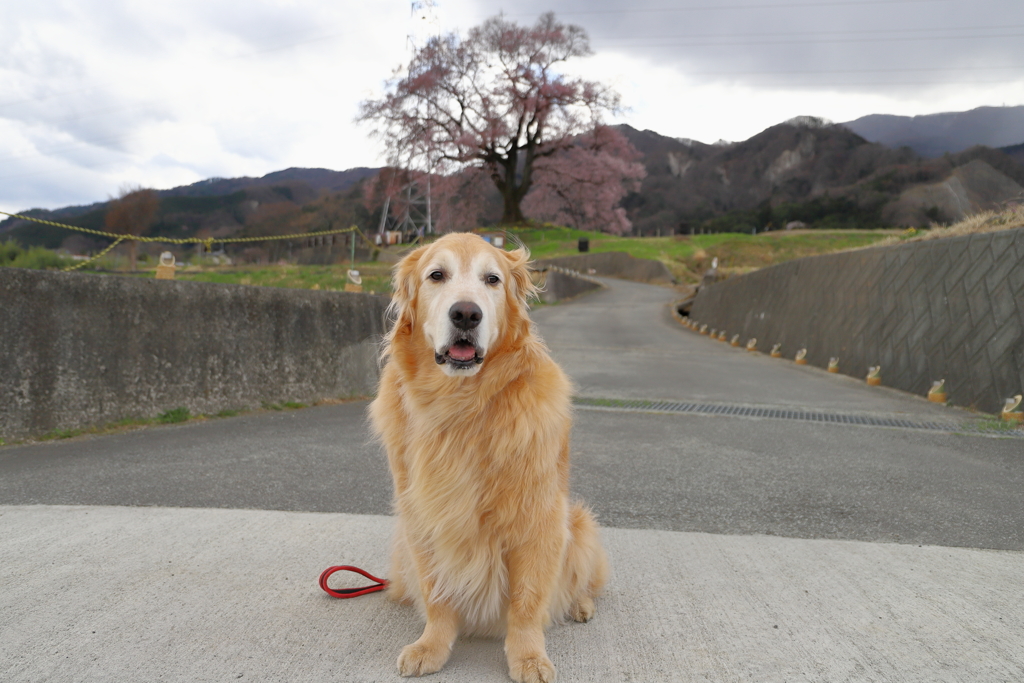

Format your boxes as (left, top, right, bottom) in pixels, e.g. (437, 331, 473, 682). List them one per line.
(499, 191, 526, 224)
(495, 153, 528, 225)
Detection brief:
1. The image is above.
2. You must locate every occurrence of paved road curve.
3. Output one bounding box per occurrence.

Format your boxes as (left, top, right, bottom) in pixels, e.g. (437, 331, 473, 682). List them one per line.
(4, 277, 1019, 549)
(531, 278, 1024, 551)
(3, 276, 1022, 682)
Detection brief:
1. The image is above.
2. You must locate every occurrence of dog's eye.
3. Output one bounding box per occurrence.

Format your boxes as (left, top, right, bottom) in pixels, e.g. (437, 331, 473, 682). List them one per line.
(485, 274, 500, 286)
(429, 270, 444, 282)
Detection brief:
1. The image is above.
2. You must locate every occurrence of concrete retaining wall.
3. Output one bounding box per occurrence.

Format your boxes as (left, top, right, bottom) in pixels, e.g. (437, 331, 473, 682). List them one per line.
(0, 268, 389, 439)
(537, 251, 674, 285)
(540, 267, 603, 303)
(688, 227, 1024, 415)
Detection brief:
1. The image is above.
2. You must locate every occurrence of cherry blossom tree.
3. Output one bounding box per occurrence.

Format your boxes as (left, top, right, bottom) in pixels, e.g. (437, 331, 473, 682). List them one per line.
(358, 12, 620, 225)
(427, 167, 497, 232)
(522, 125, 646, 234)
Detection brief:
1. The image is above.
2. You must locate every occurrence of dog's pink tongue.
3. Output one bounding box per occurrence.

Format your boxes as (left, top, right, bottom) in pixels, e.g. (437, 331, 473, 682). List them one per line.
(448, 342, 476, 361)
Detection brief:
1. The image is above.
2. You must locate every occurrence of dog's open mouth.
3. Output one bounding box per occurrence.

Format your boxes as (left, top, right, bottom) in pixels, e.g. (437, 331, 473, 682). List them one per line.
(436, 339, 484, 369)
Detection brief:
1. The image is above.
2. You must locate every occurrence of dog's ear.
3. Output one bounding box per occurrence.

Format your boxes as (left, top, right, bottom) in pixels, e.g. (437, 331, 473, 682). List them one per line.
(389, 245, 426, 328)
(501, 243, 538, 308)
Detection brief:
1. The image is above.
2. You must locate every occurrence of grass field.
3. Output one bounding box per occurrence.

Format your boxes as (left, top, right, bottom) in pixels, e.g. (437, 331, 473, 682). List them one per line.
(168, 262, 393, 293)
(9, 204, 1021, 292)
(4, 226, 903, 291)
(507, 225, 899, 283)
(170, 229, 897, 290)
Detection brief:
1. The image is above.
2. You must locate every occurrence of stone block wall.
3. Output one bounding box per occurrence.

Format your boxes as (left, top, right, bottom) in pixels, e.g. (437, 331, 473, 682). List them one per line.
(1, 268, 389, 439)
(688, 228, 1024, 414)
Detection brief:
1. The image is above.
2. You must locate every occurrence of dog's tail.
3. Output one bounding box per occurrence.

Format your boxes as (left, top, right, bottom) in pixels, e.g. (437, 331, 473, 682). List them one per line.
(551, 503, 609, 624)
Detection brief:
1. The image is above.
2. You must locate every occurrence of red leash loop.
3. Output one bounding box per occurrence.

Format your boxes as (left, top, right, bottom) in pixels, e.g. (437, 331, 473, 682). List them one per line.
(318, 565, 388, 599)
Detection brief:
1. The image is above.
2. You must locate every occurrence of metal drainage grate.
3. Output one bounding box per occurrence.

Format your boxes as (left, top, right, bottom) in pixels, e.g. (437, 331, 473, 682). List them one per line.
(573, 397, 1024, 437)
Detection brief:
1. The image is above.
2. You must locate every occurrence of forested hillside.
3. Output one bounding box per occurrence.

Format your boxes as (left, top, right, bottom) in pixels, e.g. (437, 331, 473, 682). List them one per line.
(4, 114, 1024, 252)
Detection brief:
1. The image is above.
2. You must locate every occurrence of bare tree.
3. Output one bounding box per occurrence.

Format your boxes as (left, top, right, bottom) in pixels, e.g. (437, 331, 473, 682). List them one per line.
(104, 185, 159, 271)
(359, 12, 620, 224)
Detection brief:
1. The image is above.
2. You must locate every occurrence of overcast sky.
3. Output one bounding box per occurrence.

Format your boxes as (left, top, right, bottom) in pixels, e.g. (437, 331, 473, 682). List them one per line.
(2, 0, 1022, 210)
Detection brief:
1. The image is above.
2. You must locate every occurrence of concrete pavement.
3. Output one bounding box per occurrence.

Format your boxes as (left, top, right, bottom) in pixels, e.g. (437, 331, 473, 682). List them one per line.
(4, 505, 1023, 682)
(3, 275, 1023, 682)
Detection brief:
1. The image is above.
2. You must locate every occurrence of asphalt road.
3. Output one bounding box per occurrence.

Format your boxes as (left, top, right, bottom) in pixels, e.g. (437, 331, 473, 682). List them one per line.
(3, 277, 1020, 550)
(531, 277, 1024, 551)
(3, 275, 1023, 682)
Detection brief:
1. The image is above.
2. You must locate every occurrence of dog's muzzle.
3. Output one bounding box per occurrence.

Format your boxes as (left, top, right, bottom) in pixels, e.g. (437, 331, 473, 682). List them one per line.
(434, 343, 484, 368)
(436, 301, 485, 370)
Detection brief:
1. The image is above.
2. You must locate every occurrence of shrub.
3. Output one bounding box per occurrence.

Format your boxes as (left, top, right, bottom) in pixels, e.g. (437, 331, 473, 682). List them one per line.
(157, 407, 191, 424)
(0, 240, 74, 269)
(0, 239, 21, 264)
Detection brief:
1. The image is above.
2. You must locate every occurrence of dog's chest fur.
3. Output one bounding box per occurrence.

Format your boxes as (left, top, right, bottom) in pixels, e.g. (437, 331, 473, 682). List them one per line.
(385, 354, 572, 633)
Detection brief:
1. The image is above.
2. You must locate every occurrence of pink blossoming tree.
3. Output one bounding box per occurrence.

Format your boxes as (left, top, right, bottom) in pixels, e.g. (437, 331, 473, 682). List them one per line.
(358, 12, 621, 225)
(522, 125, 646, 234)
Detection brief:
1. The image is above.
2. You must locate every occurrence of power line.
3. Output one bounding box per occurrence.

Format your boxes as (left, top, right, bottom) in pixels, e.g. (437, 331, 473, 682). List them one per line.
(0, 0, 1015, 195)
(696, 78, 1024, 86)
(600, 32, 1024, 48)
(5, 64, 1018, 171)
(1, 20, 1013, 111)
(593, 23, 1024, 42)
(497, 0, 949, 17)
(680, 66, 1024, 76)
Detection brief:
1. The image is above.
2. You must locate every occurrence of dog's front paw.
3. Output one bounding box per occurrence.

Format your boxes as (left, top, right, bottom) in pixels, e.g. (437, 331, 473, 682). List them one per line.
(570, 596, 596, 623)
(397, 641, 450, 677)
(509, 654, 556, 683)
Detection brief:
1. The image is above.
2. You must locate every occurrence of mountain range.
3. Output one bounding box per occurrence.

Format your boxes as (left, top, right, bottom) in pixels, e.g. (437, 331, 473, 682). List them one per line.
(619, 112, 1024, 235)
(3, 105, 1024, 249)
(0, 168, 378, 254)
(841, 105, 1024, 158)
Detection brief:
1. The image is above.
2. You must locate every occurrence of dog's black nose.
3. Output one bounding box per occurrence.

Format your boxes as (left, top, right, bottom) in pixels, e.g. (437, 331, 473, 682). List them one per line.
(449, 301, 482, 330)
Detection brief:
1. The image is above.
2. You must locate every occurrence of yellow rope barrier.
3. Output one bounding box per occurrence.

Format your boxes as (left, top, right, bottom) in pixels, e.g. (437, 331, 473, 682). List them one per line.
(0, 210, 358, 246)
(0, 210, 364, 272)
(63, 236, 126, 272)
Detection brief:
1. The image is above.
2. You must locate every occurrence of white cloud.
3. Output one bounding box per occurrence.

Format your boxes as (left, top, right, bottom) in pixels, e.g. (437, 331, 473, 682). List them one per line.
(0, 0, 422, 210)
(573, 49, 1024, 144)
(1, 0, 1022, 211)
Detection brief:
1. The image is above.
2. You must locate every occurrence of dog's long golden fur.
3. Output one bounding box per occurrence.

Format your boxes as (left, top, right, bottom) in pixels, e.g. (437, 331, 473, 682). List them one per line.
(369, 233, 608, 683)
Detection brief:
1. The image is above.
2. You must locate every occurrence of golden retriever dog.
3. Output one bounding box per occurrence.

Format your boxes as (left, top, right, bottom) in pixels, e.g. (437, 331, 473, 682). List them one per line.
(369, 233, 608, 682)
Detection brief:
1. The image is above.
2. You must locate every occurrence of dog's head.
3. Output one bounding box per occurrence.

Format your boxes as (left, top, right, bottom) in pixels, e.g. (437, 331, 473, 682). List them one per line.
(387, 233, 536, 377)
